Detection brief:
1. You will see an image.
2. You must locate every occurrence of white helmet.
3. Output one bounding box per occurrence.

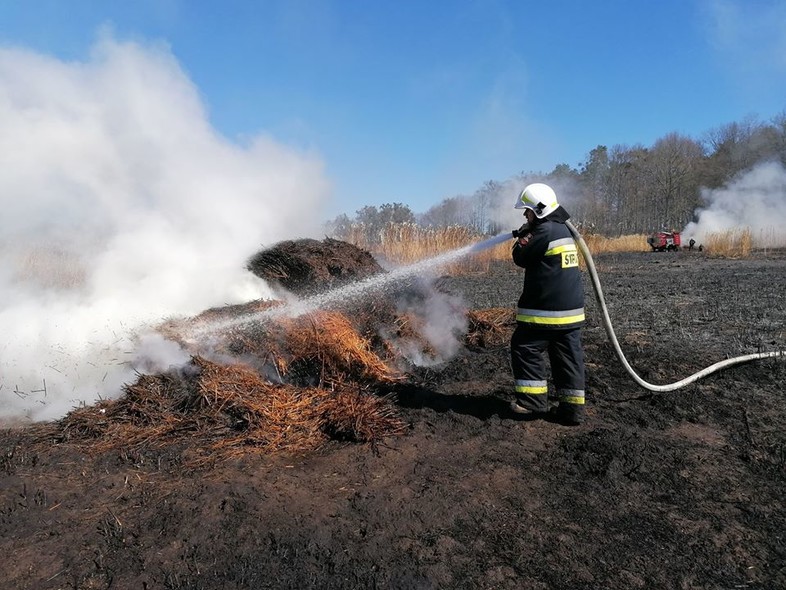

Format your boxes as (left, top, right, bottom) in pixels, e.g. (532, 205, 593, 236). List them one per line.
(514, 183, 559, 218)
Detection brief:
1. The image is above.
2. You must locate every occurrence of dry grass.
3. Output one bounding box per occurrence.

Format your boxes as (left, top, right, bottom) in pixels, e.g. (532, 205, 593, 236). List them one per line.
(163, 305, 400, 388)
(703, 228, 753, 258)
(465, 308, 515, 347)
(378, 224, 478, 264)
(40, 306, 413, 464)
(358, 224, 764, 267)
(348, 223, 503, 274)
(582, 233, 650, 254)
(40, 296, 519, 464)
(349, 225, 660, 274)
(755, 227, 786, 250)
(277, 311, 400, 385)
(50, 356, 405, 465)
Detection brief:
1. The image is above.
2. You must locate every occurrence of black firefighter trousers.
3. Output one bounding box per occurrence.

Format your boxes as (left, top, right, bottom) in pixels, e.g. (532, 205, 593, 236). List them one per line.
(510, 324, 585, 421)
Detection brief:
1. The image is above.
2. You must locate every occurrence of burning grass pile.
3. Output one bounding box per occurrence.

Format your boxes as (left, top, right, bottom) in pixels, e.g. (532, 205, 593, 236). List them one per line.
(38, 238, 515, 463)
(43, 301, 507, 463)
(168, 305, 398, 390)
(223, 310, 400, 387)
(45, 300, 409, 462)
(51, 356, 405, 463)
(281, 312, 398, 383)
(247, 237, 384, 295)
(465, 308, 515, 347)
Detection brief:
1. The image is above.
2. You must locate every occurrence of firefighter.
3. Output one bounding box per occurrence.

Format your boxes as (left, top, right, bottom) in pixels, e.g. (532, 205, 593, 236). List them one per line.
(510, 183, 586, 425)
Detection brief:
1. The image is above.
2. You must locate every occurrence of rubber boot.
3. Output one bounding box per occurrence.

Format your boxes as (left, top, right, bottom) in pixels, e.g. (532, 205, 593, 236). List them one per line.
(551, 403, 585, 426)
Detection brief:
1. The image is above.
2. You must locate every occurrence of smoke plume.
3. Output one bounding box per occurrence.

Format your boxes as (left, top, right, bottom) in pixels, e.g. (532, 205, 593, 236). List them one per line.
(385, 281, 469, 368)
(487, 176, 583, 233)
(683, 161, 786, 247)
(0, 35, 330, 422)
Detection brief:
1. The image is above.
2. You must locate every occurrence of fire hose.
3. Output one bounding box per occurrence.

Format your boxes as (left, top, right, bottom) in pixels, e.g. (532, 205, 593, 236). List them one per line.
(558, 220, 785, 392)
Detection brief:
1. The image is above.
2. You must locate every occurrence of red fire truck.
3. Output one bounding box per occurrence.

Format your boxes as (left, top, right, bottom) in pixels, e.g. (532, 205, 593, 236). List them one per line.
(647, 231, 681, 252)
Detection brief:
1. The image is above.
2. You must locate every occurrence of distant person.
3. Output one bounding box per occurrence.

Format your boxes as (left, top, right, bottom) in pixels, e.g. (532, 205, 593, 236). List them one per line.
(689, 238, 695, 250)
(509, 183, 586, 426)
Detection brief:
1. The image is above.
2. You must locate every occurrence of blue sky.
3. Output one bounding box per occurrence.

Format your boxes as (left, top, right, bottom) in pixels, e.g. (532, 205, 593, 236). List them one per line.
(1, 0, 785, 217)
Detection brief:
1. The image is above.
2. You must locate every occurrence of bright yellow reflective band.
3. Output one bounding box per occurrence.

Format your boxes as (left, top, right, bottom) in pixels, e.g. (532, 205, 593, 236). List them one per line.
(558, 388, 584, 398)
(515, 385, 548, 394)
(515, 379, 549, 395)
(545, 238, 578, 257)
(545, 244, 577, 256)
(561, 396, 585, 405)
(516, 313, 585, 325)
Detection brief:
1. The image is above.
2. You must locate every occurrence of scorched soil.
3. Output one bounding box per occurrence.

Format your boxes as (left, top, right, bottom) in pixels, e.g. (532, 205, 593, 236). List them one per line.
(1, 247, 785, 589)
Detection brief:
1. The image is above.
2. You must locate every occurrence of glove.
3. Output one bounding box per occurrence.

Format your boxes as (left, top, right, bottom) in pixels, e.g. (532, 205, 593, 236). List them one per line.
(512, 222, 530, 238)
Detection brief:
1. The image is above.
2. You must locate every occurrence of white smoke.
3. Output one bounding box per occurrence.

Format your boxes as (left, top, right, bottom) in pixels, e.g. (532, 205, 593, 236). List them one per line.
(487, 176, 583, 233)
(683, 161, 786, 247)
(0, 35, 330, 422)
(384, 283, 469, 368)
(488, 178, 526, 232)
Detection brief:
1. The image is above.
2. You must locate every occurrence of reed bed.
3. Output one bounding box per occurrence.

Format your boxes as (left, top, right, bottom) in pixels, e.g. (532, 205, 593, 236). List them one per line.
(348, 223, 502, 274)
(355, 224, 765, 268)
(703, 228, 752, 258)
(345, 224, 687, 273)
(581, 233, 649, 254)
(754, 227, 786, 250)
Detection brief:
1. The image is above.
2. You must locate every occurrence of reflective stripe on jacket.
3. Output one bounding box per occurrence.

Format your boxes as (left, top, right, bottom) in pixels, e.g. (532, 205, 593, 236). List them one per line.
(512, 214, 585, 330)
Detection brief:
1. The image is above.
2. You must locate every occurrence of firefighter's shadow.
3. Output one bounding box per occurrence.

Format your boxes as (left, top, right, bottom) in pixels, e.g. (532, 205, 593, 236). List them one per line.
(392, 385, 540, 422)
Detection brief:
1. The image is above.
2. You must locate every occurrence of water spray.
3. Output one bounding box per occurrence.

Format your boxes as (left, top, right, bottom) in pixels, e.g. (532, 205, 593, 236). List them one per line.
(185, 225, 783, 390)
(185, 232, 513, 340)
(564, 220, 785, 391)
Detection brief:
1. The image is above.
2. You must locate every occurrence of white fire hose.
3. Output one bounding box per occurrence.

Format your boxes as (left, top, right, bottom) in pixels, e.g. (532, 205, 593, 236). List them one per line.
(564, 220, 785, 392)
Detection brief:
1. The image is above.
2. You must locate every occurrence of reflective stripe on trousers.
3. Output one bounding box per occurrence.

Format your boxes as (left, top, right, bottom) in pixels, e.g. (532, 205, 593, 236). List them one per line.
(515, 380, 548, 395)
(556, 388, 585, 405)
(510, 325, 585, 413)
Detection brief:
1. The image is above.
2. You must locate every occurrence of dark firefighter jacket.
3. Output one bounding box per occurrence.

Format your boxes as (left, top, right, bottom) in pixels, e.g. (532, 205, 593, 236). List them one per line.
(512, 206, 585, 330)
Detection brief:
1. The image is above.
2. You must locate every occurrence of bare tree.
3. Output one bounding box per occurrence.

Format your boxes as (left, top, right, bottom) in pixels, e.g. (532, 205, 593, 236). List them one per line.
(771, 111, 786, 166)
(326, 203, 415, 245)
(607, 144, 651, 233)
(578, 146, 614, 233)
(419, 196, 466, 228)
(643, 133, 704, 230)
(701, 117, 765, 187)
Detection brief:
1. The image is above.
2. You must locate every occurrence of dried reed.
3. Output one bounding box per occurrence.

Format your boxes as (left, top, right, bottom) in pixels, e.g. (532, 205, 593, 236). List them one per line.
(465, 308, 515, 347)
(347, 224, 666, 275)
(704, 228, 753, 258)
(53, 356, 405, 464)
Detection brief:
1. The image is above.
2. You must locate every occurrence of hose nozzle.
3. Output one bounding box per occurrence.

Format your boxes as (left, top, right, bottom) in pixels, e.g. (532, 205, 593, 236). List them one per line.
(512, 223, 531, 238)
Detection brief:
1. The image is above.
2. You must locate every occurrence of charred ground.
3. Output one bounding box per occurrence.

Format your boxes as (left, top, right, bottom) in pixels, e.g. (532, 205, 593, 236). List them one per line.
(1, 245, 785, 589)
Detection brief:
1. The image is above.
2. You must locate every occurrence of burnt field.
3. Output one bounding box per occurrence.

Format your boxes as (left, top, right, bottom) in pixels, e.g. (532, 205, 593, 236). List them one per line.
(1, 247, 785, 589)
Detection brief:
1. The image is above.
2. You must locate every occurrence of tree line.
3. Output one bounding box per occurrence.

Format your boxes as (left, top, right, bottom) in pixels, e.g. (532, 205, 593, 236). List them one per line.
(326, 112, 786, 240)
